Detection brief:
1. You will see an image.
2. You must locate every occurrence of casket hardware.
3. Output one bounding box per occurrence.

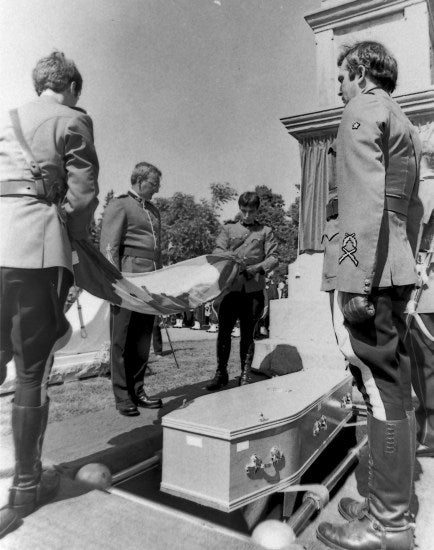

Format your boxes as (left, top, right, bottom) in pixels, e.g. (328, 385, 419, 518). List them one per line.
(341, 393, 352, 408)
(245, 454, 263, 475)
(313, 414, 328, 437)
(245, 446, 284, 476)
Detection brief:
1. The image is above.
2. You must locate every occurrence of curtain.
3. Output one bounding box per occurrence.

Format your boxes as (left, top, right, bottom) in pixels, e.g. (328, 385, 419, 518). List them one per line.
(298, 133, 336, 253)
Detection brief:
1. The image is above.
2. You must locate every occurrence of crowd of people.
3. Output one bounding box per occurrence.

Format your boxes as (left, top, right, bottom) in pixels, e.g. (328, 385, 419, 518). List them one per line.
(0, 40, 432, 550)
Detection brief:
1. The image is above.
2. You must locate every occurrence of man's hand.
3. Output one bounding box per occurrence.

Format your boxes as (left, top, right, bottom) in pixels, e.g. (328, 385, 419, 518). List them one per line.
(340, 292, 375, 324)
(242, 265, 264, 280)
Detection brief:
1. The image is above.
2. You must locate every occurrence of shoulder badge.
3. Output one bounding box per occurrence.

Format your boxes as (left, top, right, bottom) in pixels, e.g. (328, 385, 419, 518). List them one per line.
(351, 122, 361, 130)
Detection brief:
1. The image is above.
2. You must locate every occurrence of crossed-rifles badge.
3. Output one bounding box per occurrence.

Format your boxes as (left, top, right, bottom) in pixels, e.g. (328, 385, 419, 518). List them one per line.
(339, 233, 359, 266)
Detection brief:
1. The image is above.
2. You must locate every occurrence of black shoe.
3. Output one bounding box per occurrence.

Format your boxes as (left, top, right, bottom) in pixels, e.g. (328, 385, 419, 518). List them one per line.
(117, 404, 139, 416)
(136, 392, 162, 409)
(206, 370, 229, 391)
(0, 507, 20, 539)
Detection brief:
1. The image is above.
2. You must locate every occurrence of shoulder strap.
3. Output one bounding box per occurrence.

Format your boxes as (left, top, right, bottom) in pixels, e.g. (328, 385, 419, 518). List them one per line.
(9, 108, 46, 196)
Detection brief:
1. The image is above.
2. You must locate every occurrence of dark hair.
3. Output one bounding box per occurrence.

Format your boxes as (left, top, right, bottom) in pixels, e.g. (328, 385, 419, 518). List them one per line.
(238, 191, 260, 209)
(337, 41, 398, 93)
(32, 52, 83, 96)
(131, 162, 162, 186)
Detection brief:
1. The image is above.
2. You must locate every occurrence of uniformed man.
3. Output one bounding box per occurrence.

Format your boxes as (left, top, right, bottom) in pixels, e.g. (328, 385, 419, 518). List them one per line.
(206, 191, 278, 390)
(0, 52, 99, 537)
(316, 42, 422, 550)
(100, 162, 163, 416)
(407, 125, 434, 453)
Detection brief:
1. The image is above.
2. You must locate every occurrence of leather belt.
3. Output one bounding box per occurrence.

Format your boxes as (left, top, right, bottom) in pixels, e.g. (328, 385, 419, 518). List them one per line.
(325, 195, 409, 221)
(122, 246, 156, 260)
(0, 179, 47, 199)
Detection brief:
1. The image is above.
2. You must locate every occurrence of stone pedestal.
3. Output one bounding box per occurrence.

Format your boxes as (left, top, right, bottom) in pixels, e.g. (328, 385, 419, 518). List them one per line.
(251, 254, 345, 375)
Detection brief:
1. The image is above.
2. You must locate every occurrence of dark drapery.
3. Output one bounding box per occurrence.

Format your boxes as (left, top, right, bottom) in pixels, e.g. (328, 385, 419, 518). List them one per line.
(298, 133, 336, 253)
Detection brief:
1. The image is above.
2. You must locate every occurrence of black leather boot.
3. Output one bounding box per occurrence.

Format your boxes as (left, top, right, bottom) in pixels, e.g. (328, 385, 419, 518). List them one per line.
(239, 347, 254, 386)
(206, 369, 229, 391)
(7, 401, 59, 520)
(317, 413, 415, 550)
(0, 508, 20, 539)
(338, 410, 417, 523)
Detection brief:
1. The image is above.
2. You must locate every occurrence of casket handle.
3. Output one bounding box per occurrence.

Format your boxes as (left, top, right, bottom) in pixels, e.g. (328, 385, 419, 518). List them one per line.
(313, 415, 328, 437)
(245, 454, 263, 474)
(341, 393, 352, 408)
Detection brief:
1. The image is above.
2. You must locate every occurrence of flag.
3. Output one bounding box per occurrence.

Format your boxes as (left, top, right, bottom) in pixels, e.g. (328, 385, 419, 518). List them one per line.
(72, 239, 240, 315)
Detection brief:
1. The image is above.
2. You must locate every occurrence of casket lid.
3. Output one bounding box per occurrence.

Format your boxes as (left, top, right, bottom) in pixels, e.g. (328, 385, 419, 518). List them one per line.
(162, 366, 351, 440)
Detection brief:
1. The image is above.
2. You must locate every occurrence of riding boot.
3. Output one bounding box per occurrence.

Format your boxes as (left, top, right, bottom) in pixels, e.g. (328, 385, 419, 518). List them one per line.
(338, 409, 417, 522)
(206, 366, 229, 391)
(7, 401, 59, 519)
(317, 413, 415, 550)
(239, 347, 254, 386)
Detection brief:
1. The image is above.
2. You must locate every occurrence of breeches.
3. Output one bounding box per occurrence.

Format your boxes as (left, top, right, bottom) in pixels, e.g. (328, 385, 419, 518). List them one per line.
(0, 267, 72, 407)
(109, 305, 155, 404)
(332, 286, 413, 420)
(217, 289, 264, 370)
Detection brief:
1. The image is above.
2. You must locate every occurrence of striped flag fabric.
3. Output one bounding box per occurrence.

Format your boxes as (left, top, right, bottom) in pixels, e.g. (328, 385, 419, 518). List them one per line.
(72, 239, 240, 315)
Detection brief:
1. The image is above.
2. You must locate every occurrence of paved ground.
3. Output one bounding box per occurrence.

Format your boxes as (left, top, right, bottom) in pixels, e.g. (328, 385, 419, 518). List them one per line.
(1, 327, 433, 549)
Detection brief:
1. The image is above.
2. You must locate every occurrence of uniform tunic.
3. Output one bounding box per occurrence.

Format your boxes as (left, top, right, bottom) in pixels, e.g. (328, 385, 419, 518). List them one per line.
(323, 87, 422, 420)
(213, 220, 278, 372)
(99, 190, 162, 406)
(0, 95, 99, 406)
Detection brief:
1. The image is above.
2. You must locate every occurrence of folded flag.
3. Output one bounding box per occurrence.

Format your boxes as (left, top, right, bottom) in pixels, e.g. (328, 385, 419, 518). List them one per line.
(72, 239, 240, 315)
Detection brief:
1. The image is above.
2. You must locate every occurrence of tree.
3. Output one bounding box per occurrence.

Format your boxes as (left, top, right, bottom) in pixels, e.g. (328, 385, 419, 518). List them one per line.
(155, 192, 223, 264)
(210, 182, 238, 211)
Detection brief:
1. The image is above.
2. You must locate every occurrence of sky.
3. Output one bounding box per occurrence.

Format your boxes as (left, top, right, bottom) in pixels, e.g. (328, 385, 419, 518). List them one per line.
(0, 0, 320, 219)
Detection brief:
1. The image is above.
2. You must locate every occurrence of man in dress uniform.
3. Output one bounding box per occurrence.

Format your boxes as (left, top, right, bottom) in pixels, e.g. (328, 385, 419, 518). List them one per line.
(206, 191, 278, 390)
(100, 162, 163, 416)
(316, 42, 422, 550)
(0, 52, 99, 537)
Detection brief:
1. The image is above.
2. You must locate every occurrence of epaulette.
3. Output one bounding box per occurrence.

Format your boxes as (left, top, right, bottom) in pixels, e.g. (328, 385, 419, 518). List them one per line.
(113, 193, 128, 199)
(224, 220, 236, 225)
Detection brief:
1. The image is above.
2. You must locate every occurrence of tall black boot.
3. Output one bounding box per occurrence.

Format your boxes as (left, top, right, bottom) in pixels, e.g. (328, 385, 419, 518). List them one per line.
(239, 347, 254, 386)
(317, 413, 415, 550)
(7, 401, 59, 518)
(206, 366, 229, 391)
(338, 409, 417, 522)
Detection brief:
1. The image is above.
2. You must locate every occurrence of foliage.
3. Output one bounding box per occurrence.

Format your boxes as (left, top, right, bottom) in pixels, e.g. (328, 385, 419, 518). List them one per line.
(209, 182, 238, 211)
(155, 193, 222, 264)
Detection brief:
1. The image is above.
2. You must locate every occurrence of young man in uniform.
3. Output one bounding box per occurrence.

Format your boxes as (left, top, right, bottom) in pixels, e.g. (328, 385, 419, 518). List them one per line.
(100, 162, 163, 416)
(317, 42, 422, 550)
(0, 51, 99, 536)
(206, 191, 278, 390)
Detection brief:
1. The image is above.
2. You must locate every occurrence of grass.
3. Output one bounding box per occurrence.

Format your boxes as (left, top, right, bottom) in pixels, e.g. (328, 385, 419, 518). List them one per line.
(0, 339, 243, 435)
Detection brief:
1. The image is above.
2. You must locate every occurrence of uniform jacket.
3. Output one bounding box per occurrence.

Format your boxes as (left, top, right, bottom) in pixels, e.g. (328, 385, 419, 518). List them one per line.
(334, 87, 422, 294)
(100, 191, 162, 274)
(213, 220, 278, 293)
(0, 95, 99, 272)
